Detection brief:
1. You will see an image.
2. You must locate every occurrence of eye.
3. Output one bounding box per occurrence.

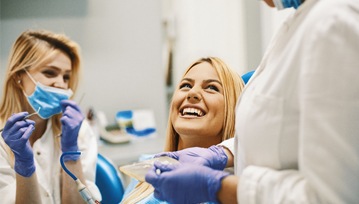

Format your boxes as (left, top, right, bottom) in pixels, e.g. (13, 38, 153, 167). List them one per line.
(42, 70, 57, 78)
(179, 83, 192, 89)
(63, 74, 71, 82)
(206, 84, 220, 92)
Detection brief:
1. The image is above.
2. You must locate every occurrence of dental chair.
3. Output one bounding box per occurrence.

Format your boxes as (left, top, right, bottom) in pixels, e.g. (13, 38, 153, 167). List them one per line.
(96, 153, 125, 204)
(241, 70, 255, 84)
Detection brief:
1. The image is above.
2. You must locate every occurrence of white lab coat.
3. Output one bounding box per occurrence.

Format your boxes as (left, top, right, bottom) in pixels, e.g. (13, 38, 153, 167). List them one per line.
(232, 0, 359, 203)
(0, 120, 101, 203)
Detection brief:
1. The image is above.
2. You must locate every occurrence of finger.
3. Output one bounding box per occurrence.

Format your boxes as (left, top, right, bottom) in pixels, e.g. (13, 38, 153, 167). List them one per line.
(145, 166, 160, 186)
(4, 112, 28, 130)
(153, 162, 178, 172)
(61, 105, 73, 118)
(62, 106, 83, 122)
(60, 100, 81, 113)
(21, 124, 35, 141)
(60, 115, 71, 126)
(8, 125, 33, 142)
(155, 152, 179, 160)
(24, 119, 36, 126)
(6, 120, 33, 137)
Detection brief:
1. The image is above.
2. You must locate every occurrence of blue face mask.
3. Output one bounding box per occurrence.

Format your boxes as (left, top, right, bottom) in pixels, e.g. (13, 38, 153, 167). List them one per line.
(25, 71, 73, 119)
(273, 0, 302, 10)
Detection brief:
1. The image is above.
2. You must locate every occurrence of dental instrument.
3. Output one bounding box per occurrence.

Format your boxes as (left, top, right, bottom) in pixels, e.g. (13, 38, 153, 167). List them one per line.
(0, 107, 41, 133)
(60, 152, 100, 204)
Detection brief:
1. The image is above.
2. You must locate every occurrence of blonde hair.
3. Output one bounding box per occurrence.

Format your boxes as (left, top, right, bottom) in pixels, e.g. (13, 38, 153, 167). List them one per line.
(121, 57, 245, 203)
(0, 29, 81, 164)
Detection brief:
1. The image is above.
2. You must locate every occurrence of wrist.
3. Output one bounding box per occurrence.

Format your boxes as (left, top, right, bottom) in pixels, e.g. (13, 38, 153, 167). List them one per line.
(61, 140, 79, 153)
(217, 175, 238, 203)
(208, 170, 230, 202)
(61, 143, 80, 161)
(61, 151, 80, 161)
(14, 157, 35, 177)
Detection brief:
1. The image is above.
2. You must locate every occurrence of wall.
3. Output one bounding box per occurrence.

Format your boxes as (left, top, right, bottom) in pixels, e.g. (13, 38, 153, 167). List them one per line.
(0, 0, 167, 137)
(164, 0, 248, 88)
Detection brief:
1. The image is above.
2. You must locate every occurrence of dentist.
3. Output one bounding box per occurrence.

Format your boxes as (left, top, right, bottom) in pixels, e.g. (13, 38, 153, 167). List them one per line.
(0, 30, 100, 203)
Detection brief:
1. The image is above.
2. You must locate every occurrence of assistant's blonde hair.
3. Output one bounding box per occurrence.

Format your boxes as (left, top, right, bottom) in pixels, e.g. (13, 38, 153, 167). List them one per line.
(0, 29, 81, 164)
(121, 57, 245, 203)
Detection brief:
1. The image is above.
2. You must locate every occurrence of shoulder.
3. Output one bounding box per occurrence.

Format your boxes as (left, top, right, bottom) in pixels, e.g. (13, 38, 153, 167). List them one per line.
(300, 0, 359, 52)
(305, 0, 359, 31)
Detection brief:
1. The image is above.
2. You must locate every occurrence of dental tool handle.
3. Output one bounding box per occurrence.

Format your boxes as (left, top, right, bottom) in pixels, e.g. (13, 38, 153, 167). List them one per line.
(75, 179, 100, 204)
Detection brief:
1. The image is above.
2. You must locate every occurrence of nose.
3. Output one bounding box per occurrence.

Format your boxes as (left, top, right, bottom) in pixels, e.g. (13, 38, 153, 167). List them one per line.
(187, 88, 202, 102)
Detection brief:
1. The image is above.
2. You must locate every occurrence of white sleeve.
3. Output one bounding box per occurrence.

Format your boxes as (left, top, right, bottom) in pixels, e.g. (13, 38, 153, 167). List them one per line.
(218, 138, 235, 155)
(239, 4, 359, 204)
(0, 139, 16, 203)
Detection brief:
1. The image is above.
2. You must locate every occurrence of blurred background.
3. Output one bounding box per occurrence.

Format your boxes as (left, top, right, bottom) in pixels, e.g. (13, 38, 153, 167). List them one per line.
(0, 0, 293, 166)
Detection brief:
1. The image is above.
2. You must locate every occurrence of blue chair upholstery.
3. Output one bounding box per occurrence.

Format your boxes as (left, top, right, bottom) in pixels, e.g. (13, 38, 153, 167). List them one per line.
(241, 70, 255, 84)
(96, 154, 125, 204)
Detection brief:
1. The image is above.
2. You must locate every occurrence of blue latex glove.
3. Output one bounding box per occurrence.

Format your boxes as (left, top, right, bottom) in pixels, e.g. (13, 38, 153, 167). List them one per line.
(155, 145, 228, 170)
(146, 162, 230, 204)
(1, 112, 36, 177)
(60, 100, 84, 161)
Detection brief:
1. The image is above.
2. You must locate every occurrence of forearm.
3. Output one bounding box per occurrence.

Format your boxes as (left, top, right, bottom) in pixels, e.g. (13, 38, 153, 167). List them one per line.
(61, 159, 87, 204)
(217, 175, 238, 204)
(16, 172, 42, 204)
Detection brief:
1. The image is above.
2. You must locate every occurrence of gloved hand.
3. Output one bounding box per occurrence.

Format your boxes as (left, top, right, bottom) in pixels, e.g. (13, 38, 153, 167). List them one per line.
(60, 100, 84, 161)
(1, 112, 36, 177)
(146, 162, 230, 204)
(155, 145, 228, 170)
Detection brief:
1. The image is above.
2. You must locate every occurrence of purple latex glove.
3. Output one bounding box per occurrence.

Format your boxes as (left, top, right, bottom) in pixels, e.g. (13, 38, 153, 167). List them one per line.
(60, 100, 84, 161)
(146, 162, 229, 204)
(1, 112, 36, 177)
(155, 145, 228, 170)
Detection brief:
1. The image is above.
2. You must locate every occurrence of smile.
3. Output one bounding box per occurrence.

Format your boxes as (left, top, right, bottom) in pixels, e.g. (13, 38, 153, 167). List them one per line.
(180, 107, 205, 117)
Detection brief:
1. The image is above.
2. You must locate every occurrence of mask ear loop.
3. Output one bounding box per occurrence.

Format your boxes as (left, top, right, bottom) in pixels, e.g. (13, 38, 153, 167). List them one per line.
(22, 70, 37, 98)
(24, 70, 37, 85)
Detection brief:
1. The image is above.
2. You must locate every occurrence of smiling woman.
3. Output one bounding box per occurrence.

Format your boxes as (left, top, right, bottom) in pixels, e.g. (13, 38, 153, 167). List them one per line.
(166, 57, 244, 152)
(120, 57, 245, 204)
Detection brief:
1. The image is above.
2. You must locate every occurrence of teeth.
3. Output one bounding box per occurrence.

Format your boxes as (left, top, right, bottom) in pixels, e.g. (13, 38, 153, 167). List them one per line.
(182, 108, 204, 117)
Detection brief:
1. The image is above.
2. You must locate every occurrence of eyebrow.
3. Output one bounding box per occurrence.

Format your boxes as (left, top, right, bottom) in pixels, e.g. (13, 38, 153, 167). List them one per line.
(181, 78, 222, 86)
(43, 65, 72, 73)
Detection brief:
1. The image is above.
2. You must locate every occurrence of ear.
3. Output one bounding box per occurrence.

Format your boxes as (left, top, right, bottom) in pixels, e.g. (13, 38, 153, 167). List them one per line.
(12, 70, 24, 86)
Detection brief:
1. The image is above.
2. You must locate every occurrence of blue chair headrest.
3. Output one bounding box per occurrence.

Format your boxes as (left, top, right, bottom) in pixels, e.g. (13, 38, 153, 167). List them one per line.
(241, 70, 255, 84)
(96, 154, 125, 204)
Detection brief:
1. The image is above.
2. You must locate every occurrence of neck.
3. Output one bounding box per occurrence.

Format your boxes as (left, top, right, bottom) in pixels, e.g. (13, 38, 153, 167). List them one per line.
(177, 135, 222, 150)
(28, 115, 48, 146)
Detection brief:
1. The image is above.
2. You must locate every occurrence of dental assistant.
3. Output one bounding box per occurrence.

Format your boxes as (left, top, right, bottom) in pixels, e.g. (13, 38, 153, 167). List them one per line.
(146, 0, 359, 203)
(0, 30, 100, 203)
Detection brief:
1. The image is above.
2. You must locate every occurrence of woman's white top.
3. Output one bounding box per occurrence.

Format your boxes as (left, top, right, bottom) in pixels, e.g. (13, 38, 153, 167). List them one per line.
(0, 120, 100, 203)
(231, 0, 359, 203)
